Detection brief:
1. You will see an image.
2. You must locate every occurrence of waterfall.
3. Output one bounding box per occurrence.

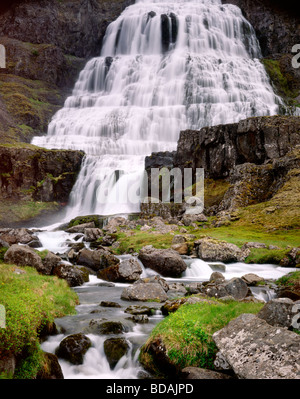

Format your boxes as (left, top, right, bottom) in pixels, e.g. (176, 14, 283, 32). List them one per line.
(32, 0, 281, 219)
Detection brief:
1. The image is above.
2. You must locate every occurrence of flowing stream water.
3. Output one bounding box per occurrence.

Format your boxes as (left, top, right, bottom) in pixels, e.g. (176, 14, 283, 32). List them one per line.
(32, 0, 281, 219)
(39, 230, 297, 379)
(31, 0, 293, 379)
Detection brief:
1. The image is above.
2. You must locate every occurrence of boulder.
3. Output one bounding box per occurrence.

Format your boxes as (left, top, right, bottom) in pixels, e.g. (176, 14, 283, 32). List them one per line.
(87, 320, 126, 335)
(257, 298, 299, 328)
(83, 228, 103, 242)
(97, 258, 142, 283)
(66, 222, 96, 234)
(161, 298, 187, 315)
(167, 282, 188, 299)
(241, 242, 267, 250)
(56, 333, 92, 365)
(138, 246, 187, 277)
(181, 367, 233, 380)
(100, 301, 122, 308)
(42, 251, 62, 275)
(124, 305, 158, 316)
(241, 273, 264, 286)
(37, 352, 64, 379)
(195, 237, 246, 263)
(4, 244, 45, 273)
(103, 338, 130, 369)
(224, 278, 250, 301)
(52, 264, 85, 287)
(0, 228, 34, 245)
(121, 282, 168, 302)
(209, 272, 225, 283)
(77, 248, 120, 271)
(202, 277, 249, 301)
(212, 313, 300, 379)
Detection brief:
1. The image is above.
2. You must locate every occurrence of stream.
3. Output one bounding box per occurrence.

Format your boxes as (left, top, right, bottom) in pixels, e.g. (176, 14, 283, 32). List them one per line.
(37, 228, 297, 379)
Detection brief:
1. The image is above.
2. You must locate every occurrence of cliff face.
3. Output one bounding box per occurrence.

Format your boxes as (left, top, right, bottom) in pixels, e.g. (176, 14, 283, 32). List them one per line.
(222, 0, 299, 57)
(0, 145, 84, 226)
(144, 116, 300, 224)
(0, 0, 133, 144)
(223, 0, 300, 108)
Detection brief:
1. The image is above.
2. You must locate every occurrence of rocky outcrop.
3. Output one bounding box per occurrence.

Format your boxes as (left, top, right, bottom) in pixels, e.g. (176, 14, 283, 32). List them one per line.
(222, 0, 299, 57)
(174, 116, 300, 178)
(0, 145, 84, 226)
(144, 116, 300, 219)
(212, 313, 300, 379)
(0, 0, 134, 59)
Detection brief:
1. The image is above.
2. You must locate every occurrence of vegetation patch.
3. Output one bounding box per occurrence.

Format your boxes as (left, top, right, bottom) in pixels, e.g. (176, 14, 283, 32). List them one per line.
(0, 200, 60, 226)
(0, 264, 78, 378)
(139, 299, 264, 377)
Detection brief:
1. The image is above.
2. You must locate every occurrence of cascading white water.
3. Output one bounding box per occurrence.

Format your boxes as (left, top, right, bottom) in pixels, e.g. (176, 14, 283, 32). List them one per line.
(32, 0, 282, 219)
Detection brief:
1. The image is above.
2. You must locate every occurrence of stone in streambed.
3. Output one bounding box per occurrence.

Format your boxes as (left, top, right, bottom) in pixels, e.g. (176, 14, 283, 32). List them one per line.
(55, 333, 92, 365)
(104, 338, 130, 368)
(138, 245, 186, 277)
(97, 258, 142, 283)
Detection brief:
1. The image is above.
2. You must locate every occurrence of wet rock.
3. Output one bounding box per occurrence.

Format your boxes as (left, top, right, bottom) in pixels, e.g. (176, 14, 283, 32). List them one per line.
(97, 258, 142, 283)
(181, 367, 233, 379)
(66, 222, 96, 234)
(77, 248, 120, 272)
(75, 265, 90, 282)
(56, 333, 92, 365)
(257, 298, 299, 328)
(138, 245, 187, 277)
(212, 313, 300, 379)
(4, 244, 44, 273)
(124, 305, 158, 316)
(52, 264, 85, 287)
(83, 227, 103, 242)
(104, 338, 130, 368)
(88, 320, 126, 335)
(100, 301, 122, 308)
(37, 352, 64, 379)
(121, 282, 168, 302)
(242, 273, 265, 286)
(130, 315, 149, 324)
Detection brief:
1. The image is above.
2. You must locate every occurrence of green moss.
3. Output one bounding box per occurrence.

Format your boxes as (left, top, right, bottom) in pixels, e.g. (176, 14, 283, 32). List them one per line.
(245, 248, 289, 265)
(68, 215, 103, 228)
(276, 271, 300, 287)
(262, 58, 300, 109)
(0, 264, 79, 378)
(0, 200, 60, 225)
(139, 300, 263, 376)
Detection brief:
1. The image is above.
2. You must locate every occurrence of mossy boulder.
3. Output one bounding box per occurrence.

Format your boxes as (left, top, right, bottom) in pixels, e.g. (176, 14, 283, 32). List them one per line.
(55, 333, 92, 365)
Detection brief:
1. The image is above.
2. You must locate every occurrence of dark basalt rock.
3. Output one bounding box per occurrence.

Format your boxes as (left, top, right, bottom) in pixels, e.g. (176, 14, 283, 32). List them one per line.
(55, 333, 92, 365)
(104, 338, 130, 368)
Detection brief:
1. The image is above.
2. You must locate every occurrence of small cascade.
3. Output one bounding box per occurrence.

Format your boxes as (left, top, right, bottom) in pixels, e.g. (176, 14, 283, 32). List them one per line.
(32, 0, 282, 219)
